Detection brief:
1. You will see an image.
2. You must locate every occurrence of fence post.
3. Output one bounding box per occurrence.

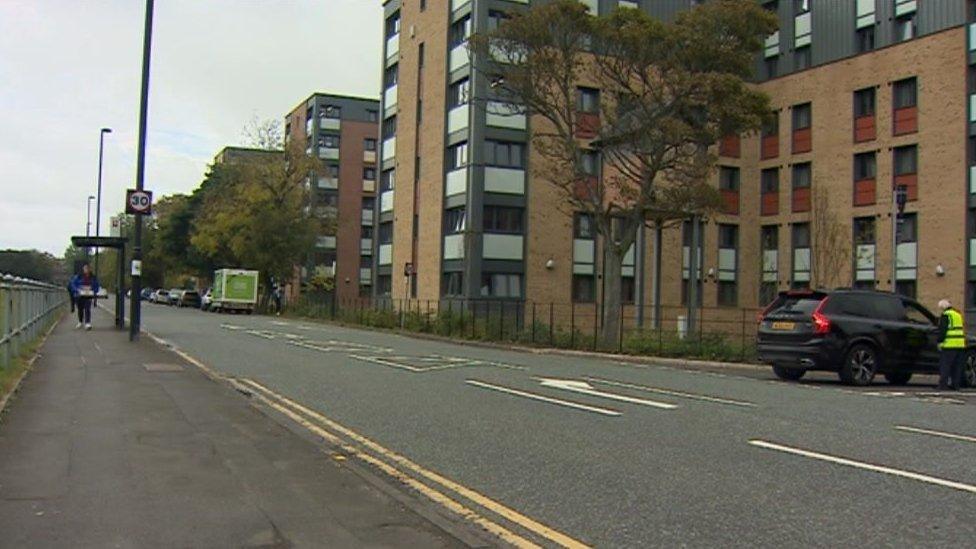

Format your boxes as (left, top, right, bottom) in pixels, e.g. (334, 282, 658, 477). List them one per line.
(0, 284, 8, 371)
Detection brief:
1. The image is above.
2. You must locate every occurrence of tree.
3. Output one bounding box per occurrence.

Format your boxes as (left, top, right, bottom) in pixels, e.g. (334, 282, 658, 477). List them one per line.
(191, 120, 326, 292)
(471, 0, 777, 345)
(810, 186, 849, 290)
(0, 249, 60, 283)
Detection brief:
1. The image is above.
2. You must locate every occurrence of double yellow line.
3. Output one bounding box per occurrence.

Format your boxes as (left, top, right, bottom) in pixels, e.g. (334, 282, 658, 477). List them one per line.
(233, 378, 589, 549)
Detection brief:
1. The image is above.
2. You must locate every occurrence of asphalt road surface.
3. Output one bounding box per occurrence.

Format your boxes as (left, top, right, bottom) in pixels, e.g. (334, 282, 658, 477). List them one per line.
(137, 303, 976, 547)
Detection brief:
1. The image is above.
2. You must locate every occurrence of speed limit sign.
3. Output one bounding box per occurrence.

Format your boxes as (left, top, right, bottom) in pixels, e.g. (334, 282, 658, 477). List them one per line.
(125, 189, 153, 215)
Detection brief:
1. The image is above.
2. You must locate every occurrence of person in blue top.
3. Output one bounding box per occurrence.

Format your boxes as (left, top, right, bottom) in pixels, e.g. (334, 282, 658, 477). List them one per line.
(69, 263, 100, 330)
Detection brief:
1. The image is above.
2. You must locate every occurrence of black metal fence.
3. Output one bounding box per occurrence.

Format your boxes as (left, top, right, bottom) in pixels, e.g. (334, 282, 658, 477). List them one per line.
(280, 293, 762, 363)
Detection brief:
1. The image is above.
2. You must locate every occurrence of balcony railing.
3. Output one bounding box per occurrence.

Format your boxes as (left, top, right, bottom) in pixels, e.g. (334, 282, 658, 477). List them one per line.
(447, 104, 469, 134)
(486, 102, 526, 130)
(444, 234, 464, 260)
(450, 0, 471, 11)
(317, 176, 338, 190)
(378, 244, 393, 265)
(316, 235, 337, 249)
(361, 209, 374, 226)
(361, 238, 373, 254)
(380, 189, 395, 212)
(382, 137, 396, 162)
(482, 234, 523, 260)
(318, 147, 339, 160)
(319, 117, 341, 131)
(386, 33, 399, 60)
(449, 43, 469, 72)
(484, 167, 524, 195)
(446, 168, 467, 197)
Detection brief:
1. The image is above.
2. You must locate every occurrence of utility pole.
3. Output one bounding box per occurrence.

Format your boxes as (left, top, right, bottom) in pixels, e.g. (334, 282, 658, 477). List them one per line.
(687, 215, 701, 336)
(891, 184, 907, 293)
(94, 128, 112, 279)
(130, 0, 154, 341)
(635, 220, 646, 328)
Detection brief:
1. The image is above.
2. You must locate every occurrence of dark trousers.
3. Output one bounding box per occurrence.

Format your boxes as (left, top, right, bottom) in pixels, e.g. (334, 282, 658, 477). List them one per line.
(938, 349, 965, 389)
(76, 297, 92, 324)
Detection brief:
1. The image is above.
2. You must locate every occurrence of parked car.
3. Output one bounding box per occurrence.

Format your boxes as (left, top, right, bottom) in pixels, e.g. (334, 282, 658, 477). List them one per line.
(141, 288, 153, 301)
(200, 288, 213, 311)
(178, 290, 201, 308)
(152, 289, 170, 304)
(168, 289, 183, 306)
(757, 289, 976, 386)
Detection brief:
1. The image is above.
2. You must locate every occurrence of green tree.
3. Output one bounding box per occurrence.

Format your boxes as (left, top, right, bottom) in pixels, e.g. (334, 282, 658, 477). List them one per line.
(0, 249, 60, 283)
(471, 0, 776, 345)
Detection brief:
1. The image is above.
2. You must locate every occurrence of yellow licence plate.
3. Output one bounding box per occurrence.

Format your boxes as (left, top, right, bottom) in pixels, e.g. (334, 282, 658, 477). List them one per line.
(771, 321, 795, 331)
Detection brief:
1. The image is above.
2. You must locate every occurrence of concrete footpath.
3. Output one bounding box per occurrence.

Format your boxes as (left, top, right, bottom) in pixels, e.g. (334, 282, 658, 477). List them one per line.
(0, 312, 473, 548)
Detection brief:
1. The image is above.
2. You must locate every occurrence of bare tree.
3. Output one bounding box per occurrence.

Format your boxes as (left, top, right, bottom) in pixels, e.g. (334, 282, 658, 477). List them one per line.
(810, 186, 849, 290)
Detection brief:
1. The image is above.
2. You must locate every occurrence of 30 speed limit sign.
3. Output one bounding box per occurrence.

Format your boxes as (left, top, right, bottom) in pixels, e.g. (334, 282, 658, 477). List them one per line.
(125, 189, 153, 215)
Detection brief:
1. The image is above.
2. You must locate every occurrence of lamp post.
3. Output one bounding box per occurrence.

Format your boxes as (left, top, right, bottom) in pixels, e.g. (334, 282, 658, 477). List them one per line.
(94, 127, 112, 279)
(130, 0, 155, 341)
(86, 195, 95, 237)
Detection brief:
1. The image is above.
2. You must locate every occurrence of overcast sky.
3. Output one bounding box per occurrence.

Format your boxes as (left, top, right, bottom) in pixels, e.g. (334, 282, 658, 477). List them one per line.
(0, 0, 382, 256)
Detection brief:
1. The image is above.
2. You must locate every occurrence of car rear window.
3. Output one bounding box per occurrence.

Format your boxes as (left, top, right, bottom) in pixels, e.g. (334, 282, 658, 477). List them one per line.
(184, 291, 199, 297)
(766, 294, 824, 315)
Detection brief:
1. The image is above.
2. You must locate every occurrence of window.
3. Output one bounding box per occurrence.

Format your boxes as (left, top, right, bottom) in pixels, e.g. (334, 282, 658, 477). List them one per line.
(364, 138, 377, 151)
(327, 164, 340, 178)
(791, 223, 811, 289)
(385, 13, 400, 38)
(856, 26, 875, 53)
(898, 212, 918, 243)
(483, 206, 524, 233)
(378, 222, 393, 244)
(382, 116, 397, 139)
(681, 219, 704, 306)
(381, 169, 395, 191)
(795, 0, 810, 13)
(761, 168, 779, 193)
(443, 272, 464, 296)
(581, 150, 600, 177)
(854, 87, 875, 118)
(896, 14, 916, 42)
(760, 225, 779, 305)
(444, 207, 466, 234)
(893, 78, 917, 109)
(318, 191, 339, 208)
(762, 114, 779, 138)
(362, 196, 376, 211)
(449, 17, 472, 48)
(574, 213, 595, 239)
(366, 109, 378, 123)
(384, 64, 399, 88)
(717, 224, 738, 307)
(487, 10, 510, 31)
(448, 142, 469, 169)
(792, 162, 811, 189)
(420, 0, 426, 11)
(323, 105, 341, 119)
(377, 275, 392, 296)
(577, 87, 600, 113)
(765, 57, 778, 79)
(449, 79, 470, 107)
(792, 103, 811, 130)
(572, 275, 595, 302)
(320, 134, 340, 148)
(854, 152, 876, 181)
(484, 140, 525, 168)
(894, 145, 917, 176)
(719, 166, 740, 191)
(795, 46, 811, 70)
(480, 273, 522, 298)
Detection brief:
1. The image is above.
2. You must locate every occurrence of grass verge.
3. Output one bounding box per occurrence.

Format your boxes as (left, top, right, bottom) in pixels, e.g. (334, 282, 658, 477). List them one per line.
(0, 315, 62, 416)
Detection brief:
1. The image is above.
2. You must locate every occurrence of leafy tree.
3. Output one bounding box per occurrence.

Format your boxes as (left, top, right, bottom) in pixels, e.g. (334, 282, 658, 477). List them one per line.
(471, 0, 776, 345)
(0, 249, 60, 283)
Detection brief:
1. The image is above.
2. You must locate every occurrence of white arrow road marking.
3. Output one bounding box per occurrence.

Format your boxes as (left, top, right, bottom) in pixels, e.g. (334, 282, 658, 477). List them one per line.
(895, 425, 976, 445)
(465, 380, 621, 417)
(536, 378, 677, 410)
(749, 439, 976, 495)
(585, 377, 755, 407)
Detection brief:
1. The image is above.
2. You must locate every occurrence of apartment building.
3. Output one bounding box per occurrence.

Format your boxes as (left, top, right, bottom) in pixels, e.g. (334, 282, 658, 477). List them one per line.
(284, 93, 380, 301)
(376, 0, 976, 324)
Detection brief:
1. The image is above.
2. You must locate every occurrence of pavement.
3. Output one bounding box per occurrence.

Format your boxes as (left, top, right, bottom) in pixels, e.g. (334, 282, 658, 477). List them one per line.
(126, 303, 976, 548)
(0, 311, 482, 548)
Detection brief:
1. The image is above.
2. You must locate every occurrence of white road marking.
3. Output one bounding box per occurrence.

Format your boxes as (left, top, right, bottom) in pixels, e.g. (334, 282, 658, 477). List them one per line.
(895, 425, 976, 445)
(465, 380, 622, 417)
(749, 439, 976, 495)
(245, 330, 276, 340)
(350, 354, 472, 372)
(220, 324, 245, 331)
(270, 321, 291, 326)
(585, 377, 755, 407)
(537, 378, 677, 410)
(92, 342, 103, 354)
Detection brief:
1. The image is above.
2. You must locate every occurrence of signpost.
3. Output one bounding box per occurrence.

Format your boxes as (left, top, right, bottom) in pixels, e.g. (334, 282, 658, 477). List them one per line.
(125, 189, 153, 216)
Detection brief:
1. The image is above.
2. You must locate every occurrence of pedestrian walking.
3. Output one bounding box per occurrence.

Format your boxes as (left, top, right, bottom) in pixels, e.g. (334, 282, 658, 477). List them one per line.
(69, 263, 100, 331)
(936, 299, 966, 390)
(273, 285, 283, 316)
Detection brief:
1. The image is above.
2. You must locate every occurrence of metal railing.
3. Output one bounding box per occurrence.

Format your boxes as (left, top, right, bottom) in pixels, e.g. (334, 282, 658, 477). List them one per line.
(0, 273, 68, 371)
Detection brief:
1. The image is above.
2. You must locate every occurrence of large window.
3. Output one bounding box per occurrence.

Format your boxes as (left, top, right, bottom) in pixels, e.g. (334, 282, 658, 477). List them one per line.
(793, 102, 812, 131)
(480, 273, 522, 299)
(448, 142, 469, 169)
(854, 152, 876, 181)
(484, 140, 525, 168)
(449, 78, 470, 108)
(443, 272, 464, 296)
(791, 222, 811, 289)
(577, 87, 600, 113)
(443, 207, 466, 234)
(893, 77, 917, 109)
(760, 225, 779, 306)
(894, 145, 918, 176)
(483, 206, 524, 233)
(717, 224, 738, 307)
(854, 87, 875, 118)
(719, 166, 740, 191)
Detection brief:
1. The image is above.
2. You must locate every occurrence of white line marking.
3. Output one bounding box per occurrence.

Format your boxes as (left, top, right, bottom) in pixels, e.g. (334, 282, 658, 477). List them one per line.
(245, 330, 276, 340)
(749, 439, 976, 495)
(537, 378, 677, 410)
(351, 355, 469, 373)
(92, 342, 103, 354)
(465, 380, 622, 417)
(586, 377, 755, 407)
(895, 425, 976, 444)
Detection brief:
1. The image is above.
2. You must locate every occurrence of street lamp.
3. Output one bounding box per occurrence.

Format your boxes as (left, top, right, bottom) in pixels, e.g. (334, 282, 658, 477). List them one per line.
(86, 195, 95, 237)
(94, 127, 112, 278)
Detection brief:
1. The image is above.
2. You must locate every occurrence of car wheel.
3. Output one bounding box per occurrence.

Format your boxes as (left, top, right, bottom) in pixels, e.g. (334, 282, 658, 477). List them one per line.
(840, 344, 879, 386)
(772, 365, 805, 381)
(962, 351, 976, 389)
(883, 371, 913, 385)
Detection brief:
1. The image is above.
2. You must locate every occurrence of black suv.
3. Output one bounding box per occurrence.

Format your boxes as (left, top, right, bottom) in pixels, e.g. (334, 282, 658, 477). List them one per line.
(757, 289, 976, 386)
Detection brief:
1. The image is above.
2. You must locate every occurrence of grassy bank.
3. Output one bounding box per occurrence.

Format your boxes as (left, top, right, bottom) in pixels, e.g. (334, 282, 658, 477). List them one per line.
(0, 314, 62, 414)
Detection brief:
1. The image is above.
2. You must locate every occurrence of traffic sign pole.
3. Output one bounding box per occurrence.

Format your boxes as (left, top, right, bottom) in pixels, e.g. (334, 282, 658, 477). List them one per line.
(130, 0, 154, 342)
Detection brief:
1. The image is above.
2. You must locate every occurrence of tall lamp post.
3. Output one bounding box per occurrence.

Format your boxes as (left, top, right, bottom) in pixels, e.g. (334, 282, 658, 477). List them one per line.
(94, 127, 112, 278)
(130, 0, 155, 341)
(86, 195, 95, 237)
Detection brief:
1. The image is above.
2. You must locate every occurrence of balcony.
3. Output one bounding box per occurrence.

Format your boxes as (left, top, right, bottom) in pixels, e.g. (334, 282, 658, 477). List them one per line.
(482, 234, 523, 260)
(450, 0, 471, 11)
(970, 22, 976, 52)
(363, 179, 376, 193)
(317, 176, 338, 190)
(449, 43, 469, 72)
(318, 147, 339, 160)
(764, 31, 780, 58)
(319, 117, 341, 131)
(443, 234, 464, 260)
(794, 12, 811, 48)
(305, 118, 313, 135)
(484, 167, 524, 195)
(378, 244, 393, 265)
(382, 137, 396, 162)
(380, 189, 395, 212)
(361, 209, 374, 226)
(971, 94, 976, 122)
(446, 168, 467, 197)
(383, 84, 398, 115)
(363, 150, 376, 163)
(486, 102, 526, 130)
(447, 104, 469, 134)
(386, 33, 399, 61)
(970, 165, 976, 194)
(316, 235, 337, 249)
(361, 238, 373, 254)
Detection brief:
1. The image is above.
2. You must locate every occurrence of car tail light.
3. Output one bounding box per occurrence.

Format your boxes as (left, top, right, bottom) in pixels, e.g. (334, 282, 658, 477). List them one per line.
(811, 298, 830, 335)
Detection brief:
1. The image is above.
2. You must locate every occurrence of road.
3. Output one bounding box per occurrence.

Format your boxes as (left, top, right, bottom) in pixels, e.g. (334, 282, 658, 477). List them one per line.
(137, 303, 976, 547)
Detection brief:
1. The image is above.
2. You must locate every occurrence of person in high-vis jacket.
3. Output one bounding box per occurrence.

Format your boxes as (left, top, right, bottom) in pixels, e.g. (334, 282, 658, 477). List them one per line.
(936, 299, 966, 390)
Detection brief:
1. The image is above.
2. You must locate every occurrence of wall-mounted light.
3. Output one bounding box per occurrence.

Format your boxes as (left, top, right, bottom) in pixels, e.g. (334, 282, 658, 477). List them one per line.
(935, 264, 945, 277)
(706, 267, 715, 279)
(545, 258, 555, 270)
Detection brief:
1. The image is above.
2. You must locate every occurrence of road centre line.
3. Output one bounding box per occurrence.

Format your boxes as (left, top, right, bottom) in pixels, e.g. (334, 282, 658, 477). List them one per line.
(350, 355, 467, 373)
(465, 380, 622, 417)
(895, 425, 976, 444)
(237, 378, 589, 548)
(585, 377, 756, 407)
(536, 378, 678, 410)
(749, 439, 976, 495)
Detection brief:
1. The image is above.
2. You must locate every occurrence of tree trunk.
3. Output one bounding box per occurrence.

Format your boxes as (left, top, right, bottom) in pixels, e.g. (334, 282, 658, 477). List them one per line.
(601, 244, 624, 349)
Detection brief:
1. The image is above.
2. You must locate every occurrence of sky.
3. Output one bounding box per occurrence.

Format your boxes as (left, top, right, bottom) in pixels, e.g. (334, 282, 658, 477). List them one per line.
(0, 0, 382, 256)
